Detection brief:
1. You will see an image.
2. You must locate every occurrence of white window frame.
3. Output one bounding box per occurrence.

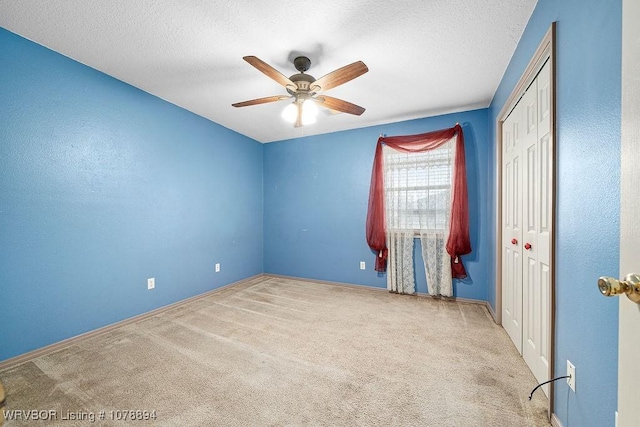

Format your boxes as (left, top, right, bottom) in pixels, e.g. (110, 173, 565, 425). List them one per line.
(382, 140, 454, 235)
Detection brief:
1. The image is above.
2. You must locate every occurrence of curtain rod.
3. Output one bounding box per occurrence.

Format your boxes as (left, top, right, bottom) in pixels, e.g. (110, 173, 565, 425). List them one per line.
(380, 123, 459, 139)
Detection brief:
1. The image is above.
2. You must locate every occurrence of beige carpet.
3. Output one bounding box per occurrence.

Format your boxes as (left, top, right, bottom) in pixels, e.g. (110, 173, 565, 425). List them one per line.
(0, 276, 550, 426)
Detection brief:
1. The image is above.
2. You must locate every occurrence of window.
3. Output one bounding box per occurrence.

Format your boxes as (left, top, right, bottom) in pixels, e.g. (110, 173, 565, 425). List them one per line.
(382, 139, 454, 233)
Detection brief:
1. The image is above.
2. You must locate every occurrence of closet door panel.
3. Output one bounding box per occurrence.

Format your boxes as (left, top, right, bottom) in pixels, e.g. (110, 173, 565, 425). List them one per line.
(502, 108, 523, 352)
(522, 60, 552, 393)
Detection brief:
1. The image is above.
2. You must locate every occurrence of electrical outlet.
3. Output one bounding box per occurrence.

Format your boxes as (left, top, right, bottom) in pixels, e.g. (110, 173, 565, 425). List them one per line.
(567, 360, 576, 392)
(147, 277, 155, 290)
(215, 263, 220, 273)
(360, 261, 366, 270)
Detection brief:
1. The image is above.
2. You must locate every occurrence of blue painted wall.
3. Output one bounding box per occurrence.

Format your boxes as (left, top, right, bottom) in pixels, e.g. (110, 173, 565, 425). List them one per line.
(2, 4, 623, 423)
(0, 28, 264, 362)
(264, 109, 490, 301)
(488, 0, 621, 425)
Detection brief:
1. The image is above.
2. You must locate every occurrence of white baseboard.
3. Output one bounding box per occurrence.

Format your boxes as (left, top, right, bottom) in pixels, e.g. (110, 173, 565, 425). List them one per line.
(551, 413, 563, 427)
(2, 273, 494, 370)
(264, 273, 489, 306)
(485, 301, 498, 323)
(0, 274, 263, 371)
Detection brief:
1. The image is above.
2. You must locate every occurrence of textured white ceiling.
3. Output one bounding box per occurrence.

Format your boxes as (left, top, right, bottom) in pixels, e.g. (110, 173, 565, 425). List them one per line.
(0, 0, 537, 143)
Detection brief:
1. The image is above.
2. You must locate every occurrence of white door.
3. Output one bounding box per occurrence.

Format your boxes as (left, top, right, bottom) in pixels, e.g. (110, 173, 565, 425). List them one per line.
(522, 60, 552, 392)
(501, 59, 552, 396)
(502, 104, 523, 351)
(617, 0, 640, 424)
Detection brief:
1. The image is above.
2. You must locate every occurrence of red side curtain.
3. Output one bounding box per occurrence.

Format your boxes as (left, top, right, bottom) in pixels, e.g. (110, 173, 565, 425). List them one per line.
(365, 123, 471, 278)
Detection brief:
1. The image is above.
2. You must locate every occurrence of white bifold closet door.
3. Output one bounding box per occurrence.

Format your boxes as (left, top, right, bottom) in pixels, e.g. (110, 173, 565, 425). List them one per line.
(502, 59, 552, 396)
(502, 87, 524, 352)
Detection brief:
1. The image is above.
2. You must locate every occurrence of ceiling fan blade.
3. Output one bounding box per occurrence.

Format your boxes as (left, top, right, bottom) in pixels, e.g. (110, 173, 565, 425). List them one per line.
(243, 56, 296, 89)
(316, 96, 365, 116)
(310, 61, 368, 92)
(232, 95, 290, 108)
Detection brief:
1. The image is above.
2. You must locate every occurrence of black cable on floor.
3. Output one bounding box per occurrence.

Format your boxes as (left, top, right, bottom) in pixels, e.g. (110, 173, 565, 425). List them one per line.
(528, 375, 571, 400)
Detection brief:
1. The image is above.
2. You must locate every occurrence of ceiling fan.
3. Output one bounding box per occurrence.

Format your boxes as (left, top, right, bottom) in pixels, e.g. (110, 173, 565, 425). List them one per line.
(232, 55, 368, 127)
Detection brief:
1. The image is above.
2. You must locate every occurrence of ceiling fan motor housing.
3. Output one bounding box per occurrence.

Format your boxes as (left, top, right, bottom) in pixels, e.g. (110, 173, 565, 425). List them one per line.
(286, 56, 316, 95)
(293, 56, 311, 72)
(287, 72, 316, 95)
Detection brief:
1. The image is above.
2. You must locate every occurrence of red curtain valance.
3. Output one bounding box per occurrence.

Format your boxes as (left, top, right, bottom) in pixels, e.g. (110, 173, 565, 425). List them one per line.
(365, 123, 471, 279)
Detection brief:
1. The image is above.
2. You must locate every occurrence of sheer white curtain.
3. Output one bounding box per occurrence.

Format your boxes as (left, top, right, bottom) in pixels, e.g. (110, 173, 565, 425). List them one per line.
(383, 138, 455, 296)
(387, 231, 415, 294)
(420, 232, 452, 296)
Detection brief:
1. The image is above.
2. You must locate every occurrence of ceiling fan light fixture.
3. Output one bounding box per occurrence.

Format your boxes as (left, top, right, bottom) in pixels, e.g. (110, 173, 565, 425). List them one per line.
(301, 99, 319, 125)
(281, 99, 319, 126)
(281, 102, 298, 123)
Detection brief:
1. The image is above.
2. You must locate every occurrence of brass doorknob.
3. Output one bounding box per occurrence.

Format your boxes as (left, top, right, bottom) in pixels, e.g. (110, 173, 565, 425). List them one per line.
(598, 273, 640, 304)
